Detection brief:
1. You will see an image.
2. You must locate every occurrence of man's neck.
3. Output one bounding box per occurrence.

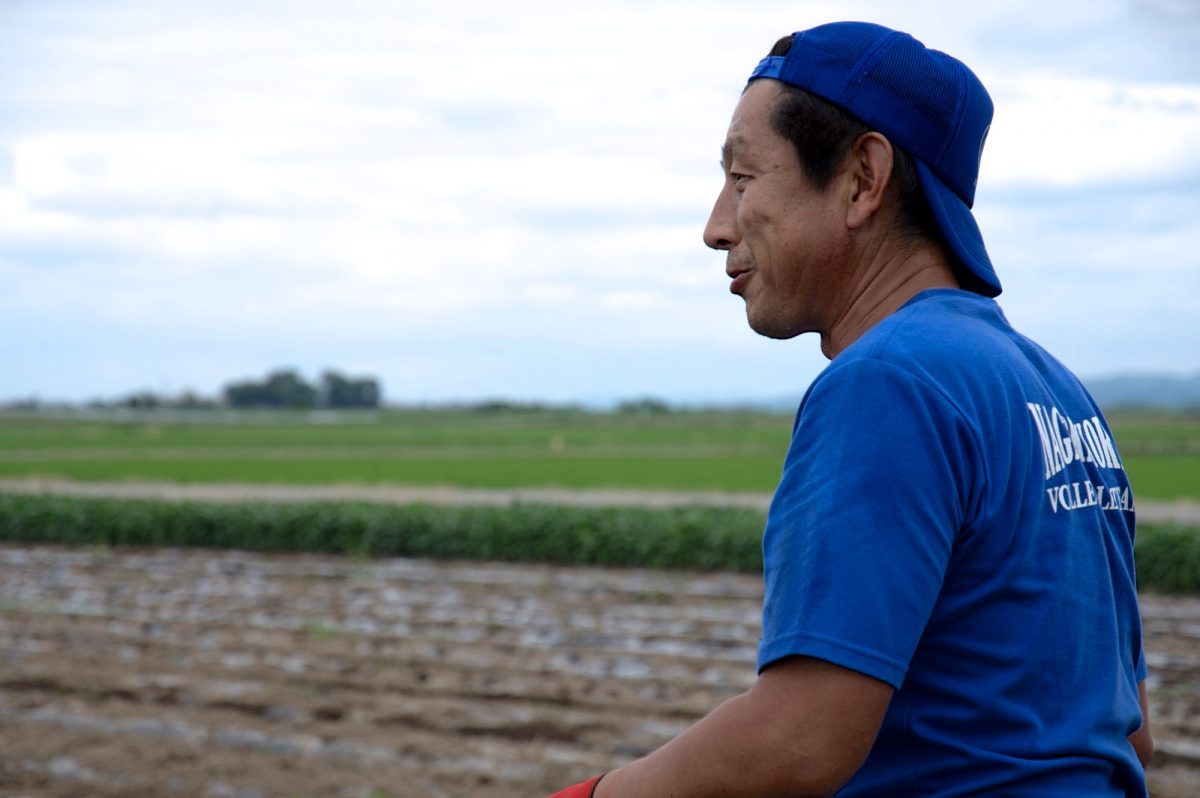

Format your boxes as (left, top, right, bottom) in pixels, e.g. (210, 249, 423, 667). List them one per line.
(820, 241, 960, 360)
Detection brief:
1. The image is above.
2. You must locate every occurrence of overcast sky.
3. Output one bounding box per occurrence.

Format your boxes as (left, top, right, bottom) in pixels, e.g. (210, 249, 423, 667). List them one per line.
(2, 0, 1198, 406)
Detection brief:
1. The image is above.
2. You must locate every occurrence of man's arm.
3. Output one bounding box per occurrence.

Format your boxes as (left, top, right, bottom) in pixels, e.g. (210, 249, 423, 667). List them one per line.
(590, 656, 893, 798)
(1129, 679, 1153, 768)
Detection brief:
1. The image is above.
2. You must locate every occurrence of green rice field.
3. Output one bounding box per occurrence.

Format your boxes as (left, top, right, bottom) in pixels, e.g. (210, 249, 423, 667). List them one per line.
(0, 407, 1197, 500)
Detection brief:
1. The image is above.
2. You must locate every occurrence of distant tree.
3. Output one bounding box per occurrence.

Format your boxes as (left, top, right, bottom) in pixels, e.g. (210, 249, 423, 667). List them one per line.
(473, 400, 516, 414)
(124, 391, 161, 409)
(263, 369, 317, 408)
(174, 390, 217, 409)
(616, 396, 671, 415)
(469, 399, 555, 414)
(224, 369, 317, 408)
(223, 368, 385, 409)
(319, 371, 381, 408)
(224, 379, 269, 408)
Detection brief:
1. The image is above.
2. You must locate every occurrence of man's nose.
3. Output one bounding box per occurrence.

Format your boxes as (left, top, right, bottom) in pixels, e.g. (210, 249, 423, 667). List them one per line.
(703, 185, 736, 251)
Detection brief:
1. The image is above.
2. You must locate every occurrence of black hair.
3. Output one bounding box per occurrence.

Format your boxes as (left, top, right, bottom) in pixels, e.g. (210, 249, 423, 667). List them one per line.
(764, 34, 940, 244)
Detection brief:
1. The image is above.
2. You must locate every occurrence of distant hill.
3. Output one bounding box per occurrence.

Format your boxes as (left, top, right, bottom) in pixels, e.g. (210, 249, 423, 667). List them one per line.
(1082, 372, 1200, 411)
(748, 371, 1200, 414)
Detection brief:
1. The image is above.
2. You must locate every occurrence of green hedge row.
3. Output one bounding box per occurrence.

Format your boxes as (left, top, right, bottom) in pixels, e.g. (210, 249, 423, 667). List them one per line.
(1133, 524, 1200, 594)
(0, 494, 1197, 592)
(0, 494, 765, 571)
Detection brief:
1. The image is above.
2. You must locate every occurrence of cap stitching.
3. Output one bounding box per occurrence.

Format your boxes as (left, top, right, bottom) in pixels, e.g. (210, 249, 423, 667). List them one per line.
(844, 30, 903, 108)
(932, 56, 967, 179)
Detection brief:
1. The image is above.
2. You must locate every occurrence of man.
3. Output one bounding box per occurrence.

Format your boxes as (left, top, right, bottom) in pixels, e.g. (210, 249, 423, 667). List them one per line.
(550, 21, 1151, 797)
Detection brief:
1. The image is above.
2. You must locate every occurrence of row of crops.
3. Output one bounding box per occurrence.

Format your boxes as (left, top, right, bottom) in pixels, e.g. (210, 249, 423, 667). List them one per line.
(1, 494, 1196, 592)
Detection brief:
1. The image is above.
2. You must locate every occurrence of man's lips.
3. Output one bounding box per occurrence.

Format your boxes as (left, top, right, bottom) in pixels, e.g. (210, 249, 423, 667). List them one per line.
(728, 268, 752, 294)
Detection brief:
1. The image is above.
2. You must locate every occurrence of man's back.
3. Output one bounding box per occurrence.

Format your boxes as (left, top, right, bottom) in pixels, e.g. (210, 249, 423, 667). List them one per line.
(550, 22, 1150, 798)
(759, 288, 1146, 796)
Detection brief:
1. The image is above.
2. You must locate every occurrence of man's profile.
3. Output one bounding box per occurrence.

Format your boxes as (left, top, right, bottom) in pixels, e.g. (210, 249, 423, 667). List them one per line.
(549, 21, 1151, 798)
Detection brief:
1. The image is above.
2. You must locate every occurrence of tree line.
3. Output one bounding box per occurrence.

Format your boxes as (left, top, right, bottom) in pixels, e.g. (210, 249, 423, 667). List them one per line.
(29, 369, 385, 411)
(224, 369, 381, 409)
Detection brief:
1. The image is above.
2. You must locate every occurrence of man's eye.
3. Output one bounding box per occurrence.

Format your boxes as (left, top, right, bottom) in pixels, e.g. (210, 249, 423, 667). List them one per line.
(731, 172, 750, 184)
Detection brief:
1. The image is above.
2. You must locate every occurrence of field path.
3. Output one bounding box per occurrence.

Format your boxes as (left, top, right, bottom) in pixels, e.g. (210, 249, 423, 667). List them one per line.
(0, 477, 774, 511)
(3, 477, 1200, 525)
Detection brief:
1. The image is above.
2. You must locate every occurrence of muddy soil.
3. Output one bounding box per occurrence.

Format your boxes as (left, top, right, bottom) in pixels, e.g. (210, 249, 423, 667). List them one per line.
(0, 545, 1196, 798)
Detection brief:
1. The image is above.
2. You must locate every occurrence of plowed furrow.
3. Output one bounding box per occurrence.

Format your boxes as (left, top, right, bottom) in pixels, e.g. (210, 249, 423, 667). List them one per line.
(1, 544, 1195, 798)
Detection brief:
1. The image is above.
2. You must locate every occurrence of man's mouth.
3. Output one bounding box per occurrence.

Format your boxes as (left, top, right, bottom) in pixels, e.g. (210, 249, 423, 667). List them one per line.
(727, 266, 752, 295)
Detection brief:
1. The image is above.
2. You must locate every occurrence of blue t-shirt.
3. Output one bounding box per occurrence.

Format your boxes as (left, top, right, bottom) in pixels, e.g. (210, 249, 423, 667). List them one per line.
(759, 289, 1146, 797)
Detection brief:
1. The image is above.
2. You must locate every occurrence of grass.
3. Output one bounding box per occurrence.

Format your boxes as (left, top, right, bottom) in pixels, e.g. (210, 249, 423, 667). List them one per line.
(0, 407, 1196, 499)
(0, 454, 787, 492)
(0, 407, 794, 493)
(1105, 410, 1200, 451)
(0, 408, 794, 451)
(0, 493, 1195, 593)
(1122, 455, 1200, 502)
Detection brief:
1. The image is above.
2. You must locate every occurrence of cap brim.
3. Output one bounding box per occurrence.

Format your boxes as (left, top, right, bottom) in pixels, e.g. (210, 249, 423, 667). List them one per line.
(915, 161, 1001, 298)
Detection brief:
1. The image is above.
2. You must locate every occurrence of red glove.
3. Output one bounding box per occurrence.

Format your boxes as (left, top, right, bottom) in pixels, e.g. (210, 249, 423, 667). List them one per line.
(547, 774, 603, 798)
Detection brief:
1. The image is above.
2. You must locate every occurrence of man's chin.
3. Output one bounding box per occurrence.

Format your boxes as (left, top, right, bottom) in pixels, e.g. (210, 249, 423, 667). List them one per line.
(746, 311, 804, 341)
(744, 316, 801, 340)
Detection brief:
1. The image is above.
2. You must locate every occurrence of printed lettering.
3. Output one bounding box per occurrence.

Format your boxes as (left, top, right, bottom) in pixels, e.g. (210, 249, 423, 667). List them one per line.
(1027, 403, 1125, 481)
(1027, 402, 1132, 514)
(1092, 417, 1122, 470)
(1052, 408, 1074, 467)
(1121, 487, 1135, 512)
(1038, 404, 1065, 477)
(1028, 403, 1056, 480)
(1043, 478, 1135, 515)
(1075, 420, 1094, 463)
(1057, 484, 1075, 511)
(1042, 405, 1065, 476)
(1079, 419, 1106, 468)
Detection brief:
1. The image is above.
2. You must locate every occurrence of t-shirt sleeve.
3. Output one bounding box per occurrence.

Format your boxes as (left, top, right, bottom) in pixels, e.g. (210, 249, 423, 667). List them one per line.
(757, 357, 978, 688)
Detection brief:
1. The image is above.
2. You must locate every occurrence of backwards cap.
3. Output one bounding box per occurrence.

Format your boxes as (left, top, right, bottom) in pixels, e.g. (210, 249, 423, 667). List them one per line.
(749, 21, 1000, 297)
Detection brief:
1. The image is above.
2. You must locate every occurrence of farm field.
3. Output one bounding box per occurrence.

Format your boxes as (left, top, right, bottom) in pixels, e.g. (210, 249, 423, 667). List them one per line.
(1, 544, 1197, 798)
(1, 408, 1198, 499)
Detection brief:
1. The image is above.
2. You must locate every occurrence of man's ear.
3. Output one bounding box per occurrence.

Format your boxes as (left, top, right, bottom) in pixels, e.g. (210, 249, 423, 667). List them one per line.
(844, 132, 894, 230)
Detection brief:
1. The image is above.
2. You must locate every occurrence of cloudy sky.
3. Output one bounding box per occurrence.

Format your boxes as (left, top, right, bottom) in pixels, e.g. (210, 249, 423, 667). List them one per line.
(2, 0, 1198, 406)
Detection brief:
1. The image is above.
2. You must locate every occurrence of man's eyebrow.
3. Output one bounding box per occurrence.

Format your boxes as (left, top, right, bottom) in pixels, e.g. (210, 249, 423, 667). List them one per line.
(720, 140, 735, 171)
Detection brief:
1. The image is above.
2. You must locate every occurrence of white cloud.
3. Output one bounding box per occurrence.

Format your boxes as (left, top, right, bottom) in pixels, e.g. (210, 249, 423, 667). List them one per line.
(983, 75, 1200, 187)
(1, 0, 1197, 402)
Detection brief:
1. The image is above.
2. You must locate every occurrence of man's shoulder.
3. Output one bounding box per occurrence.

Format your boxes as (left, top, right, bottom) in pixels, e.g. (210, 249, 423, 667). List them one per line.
(851, 288, 1010, 363)
(818, 289, 1017, 393)
(815, 288, 1092, 421)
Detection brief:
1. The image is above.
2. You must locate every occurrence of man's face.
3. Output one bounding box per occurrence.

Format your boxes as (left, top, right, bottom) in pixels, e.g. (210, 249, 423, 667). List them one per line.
(703, 80, 849, 340)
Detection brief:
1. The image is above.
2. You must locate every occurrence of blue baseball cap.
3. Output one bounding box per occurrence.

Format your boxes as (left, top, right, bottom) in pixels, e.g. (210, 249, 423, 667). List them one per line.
(749, 22, 1001, 297)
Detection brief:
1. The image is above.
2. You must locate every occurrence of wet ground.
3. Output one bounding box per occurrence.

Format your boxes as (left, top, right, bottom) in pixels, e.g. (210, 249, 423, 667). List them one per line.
(0, 545, 1196, 797)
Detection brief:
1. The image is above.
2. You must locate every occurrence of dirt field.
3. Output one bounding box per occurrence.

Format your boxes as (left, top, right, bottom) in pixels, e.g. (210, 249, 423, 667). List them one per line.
(0, 544, 1196, 798)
